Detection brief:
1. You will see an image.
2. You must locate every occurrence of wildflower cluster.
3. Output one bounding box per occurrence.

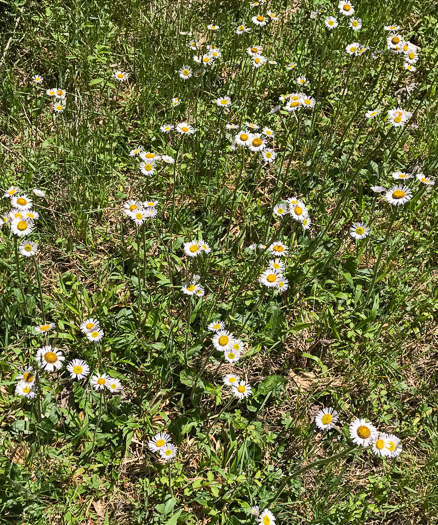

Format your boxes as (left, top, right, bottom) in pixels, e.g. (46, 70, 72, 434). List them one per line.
(148, 432, 177, 461)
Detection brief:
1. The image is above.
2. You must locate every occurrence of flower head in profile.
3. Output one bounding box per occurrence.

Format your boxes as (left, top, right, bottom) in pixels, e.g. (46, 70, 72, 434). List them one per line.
(385, 185, 412, 206)
(113, 71, 129, 81)
(416, 174, 435, 185)
(4, 186, 21, 198)
(176, 122, 195, 135)
(350, 222, 370, 239)
(237, 24, 251, 34)
(371, 186, 386, 193)
(384, 24, 400, 31)
(207, 24, 219, 30)
(160, 443, 177, 461)
(365, 109, 381, 119)
(36, 346, 65, 372)
(208, 321, 225, 332)
(315, 407, 339, 430)
(67, 359, 90, 380)
(19, 239, 38, 257)
(162, 155, 175, 164)
(232, 380, 252, 399)
(46, 88, 57, 96)
(148, 432, 171, 452)
(247, 46, 262, 56)
(392, 171, 412, 180)
(349, 418, 377, 446)
(267, 10, 278, 21)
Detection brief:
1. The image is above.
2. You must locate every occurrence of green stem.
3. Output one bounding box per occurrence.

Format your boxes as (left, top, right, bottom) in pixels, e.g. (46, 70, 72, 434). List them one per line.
(33, 256, 45, 322)
(184, 296, 193, 367)
(14, 237, 26, 315)
(206, 396, 234, 434)
(168, 462, 173, 497)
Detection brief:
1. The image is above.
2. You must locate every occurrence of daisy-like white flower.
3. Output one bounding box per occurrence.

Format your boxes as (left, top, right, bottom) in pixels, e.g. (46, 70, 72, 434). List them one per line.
(182, 282, 198, 295)
(223, 374, 240, 386)
(277, 278, 289, 293)
(349, 418, 378, 447)
(216, 96, 231, 108)
(9, 209, 23, 220)
(350, 222, 370, 239)
(231, 339, 244, 353)
(338, 0, 354, 15)
(371, 186, 386, 193)
(11, 217, 34, 237)
(33, 188, 46, 197)
(346, 42, 360, 55)
(247, 46, 263, 56)
(226, 124, 239, 130)
(172, 97, 181, 107)
(32, 75, 43, 84)
(237, 24, 251, 34)
(383, 433, 402, 458)
(404, 63, 416, 72)
(273, 203, 287, 217)
(296, 76, 308, 86)
(224, 349, 241, 363)
(207, 24, 219, 30)
(91, 373, 109, 390)
(129, 209, 151, 225)
(1, 214, 9, 225)
(107, 378, 122, 393)
(262, 127, 274, 138)
(365, 109, 381, 119)
(372, 433, 392, 457)
(80, 318, 99, 333)
(11, 194, 32, 210)
(199, 241, 211, 253)
(193, 68, 205, 78)
(315, 407, 339, 430)
(188, 40, 199, 50)
(384, 24, 400, 31)
(160, 124, 174, 133)
(149, 432, 171, 452)
(160, 443, 177, 461)
(232, 380, 252, 399)
(124, 200, 141, 215)
(195, 285, 205, 297)
(19, 239, 38, 257)
(53, 101, 65, 113)
(387, 108, 412, 126)
(140, 162, 155, 176)
(301, 217, 312, 230)
(392, 171, 413, 180)
(405, 49, 419, 64)
(252, 15, 268, 26)
(269, 259, 285, 272)
(129, 147, 143, 157)
(357, 46, 369, 56)
(201, 54, 214, 67)
(290, 201, 308, 220)
(55, 88, 66, 99)
(176, 122, 195, 135)
(179, 31, 192, 36)
(339, 88, 350, 96)
(267, 10, 278, 21)
(162, 155, 175, 164)
(248, 134, 265, 152)
(67, 359, 90, 380)
(387, 34, 403, 50)
(35, 322, 55, 334)
(268, 241, 288, 256)
(208, 321, 225, 332)
(350, 17, 362, 30)
(300, 95, 316, 108)
(16, 367, 36, 385)
(209, 49, 222, 60)
(325, 16, 338, 29)
(179, 66, 192, 80)
(25, 210, 39, 221)
(212, 330, 235, 352)
(36, 346, 65, 372)
(4, 186, 21, 198)
(385, 185, 413, 206)
(262, 149, 276, 163)
(184, 240, 202, 257)
(286, 62, 297, 70)
(416, 174, 435, 185)
(46, 88, 57, 96)
(113, 71, 128, 81)
(16, 381, 36, 398)
(246, 122, 259, 130)
(140, 151, 161, 162)
(87, 329, 104, 343)
(259, 269, 282, 288)
(251, 506, 260, 517)
(235, 131, 251, 147)
(252, 55, 267, 68)
(285, 98, 301, 112)
(258, 509, 275, 525)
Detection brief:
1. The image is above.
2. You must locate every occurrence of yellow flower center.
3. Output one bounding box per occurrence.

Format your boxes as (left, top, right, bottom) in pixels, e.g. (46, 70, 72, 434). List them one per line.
(181, 126, 189, 132)
(17, 221, 28, 231)
(57, 90, 63, 95)
(387, 441, 396, 451)
(421, 178, 429, 183)
(277, 207, 282, 212)
(187, 284, 195, 292)
(273, 263, 280, 269)
(239, 26, 244, 30)
(322, 414, 332, 425)
(111, 383, 117, 389)
(135, 213, 143, 220)
(13, 212, 22, 218)
(257, 15, 264, 22)
(183, 69, 189, 75)
(220, 99, 228, 105)
(375, 439, 385, 450)
(23, 373, 34, 382)
(147, 202, 155, 206)
(86, 322, 94, 330)
(73, 365, 83, 374)
(343, 4, 351, 11)
(394, 116, 402, 123)
(218, 335, 229, 346)
(304, 99, 311, 105)
(355, 227, 365, 235)
(329, 20, 334, 25)
(233, 343, 240, 350)
(189, 244, 199, 252)
(267, 274, 277, 283)
(23, 385, 31, 394)
(352, 20, 358, 26)
(357, 425, 371, 439)
(213, 323, 220, 329)
(228, 352, 236, 359)
(300, 79, 305, 83)
(16, 197, 27, 206)
(145, 153, 155, 158)
(144, 164, 153, 171)
(156, 439, 165, 447)
(290, 101, 300, 107)
(97, 378, 106, 385)
(350, 46, 357, 52)
(392, 36, 400, 44)
(203, 57, 210, 62)
(40, 324, 50, 331)
(273, 245, 283, 252)
(229, 377, 236, 383)
(8, 189, 15, 194)
(252, 137, 263, 147)
(294, 206, 303, 216)
(44, 352, 58, 364)
(35, 77, 40, 81)
(129, 204, 138, 211)
(263, 516, 271, 525)
(240, 133, 248, 141)
(409, 52, 415, 60)
(255, 58, 260, 64)
(165, 449, 172, 456)
(24, 244, 33, 252)
(393, 190, 405, 199)
(237, 385, 246, 393)
(91, 331, 99, 338)
(117, 73, 124, 78)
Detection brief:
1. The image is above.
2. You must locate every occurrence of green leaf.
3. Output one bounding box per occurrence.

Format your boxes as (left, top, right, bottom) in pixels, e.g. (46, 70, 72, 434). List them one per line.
(257, 375, 287, 396)
(89, 78, 104, 86)
(164, 511, 182, 525)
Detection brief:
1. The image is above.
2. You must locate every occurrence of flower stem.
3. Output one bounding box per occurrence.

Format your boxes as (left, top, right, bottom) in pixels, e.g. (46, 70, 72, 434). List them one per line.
(33, 256, 45, 322)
